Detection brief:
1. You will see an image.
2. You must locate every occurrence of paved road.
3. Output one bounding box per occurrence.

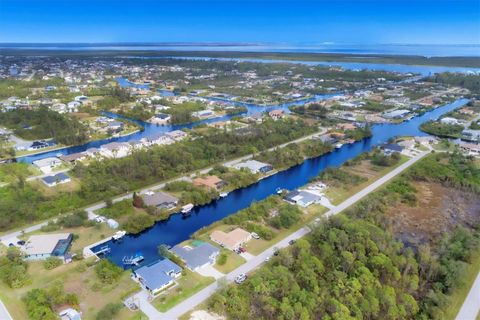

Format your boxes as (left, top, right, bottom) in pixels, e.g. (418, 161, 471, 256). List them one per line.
(137, 151, 429, 320)
(0, 128, 326, 242)
(456, 271, 480, 320)
(0, 299, 13, 320)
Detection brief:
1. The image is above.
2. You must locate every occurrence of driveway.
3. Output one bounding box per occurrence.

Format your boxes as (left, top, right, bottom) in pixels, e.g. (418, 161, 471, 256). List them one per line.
(196, 265, 225, 280)
(240, 252, 255, 261)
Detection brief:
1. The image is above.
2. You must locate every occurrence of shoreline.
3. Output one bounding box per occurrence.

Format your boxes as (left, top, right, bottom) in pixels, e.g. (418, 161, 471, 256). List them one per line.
(1, 49, 479, 68)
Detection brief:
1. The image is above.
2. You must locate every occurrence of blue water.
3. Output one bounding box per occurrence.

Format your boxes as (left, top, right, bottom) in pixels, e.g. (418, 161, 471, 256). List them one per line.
(15, 56, 479, 164)
(164, 56, 480, 76)
(93, 98, 469, 267)
(16, 88, 337, 163)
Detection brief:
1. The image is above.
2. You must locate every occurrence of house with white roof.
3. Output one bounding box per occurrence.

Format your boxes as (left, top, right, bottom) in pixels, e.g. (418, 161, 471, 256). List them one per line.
(33, 157, 62, 174)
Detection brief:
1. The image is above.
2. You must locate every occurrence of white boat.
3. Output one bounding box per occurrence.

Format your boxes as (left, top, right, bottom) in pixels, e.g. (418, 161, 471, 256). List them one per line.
(181, 203, 194, 214)
(276, 187, 283, 194)
(219, 192, 228, 198)
(335, 143, 343, 149)
(112, 230, 126, 241)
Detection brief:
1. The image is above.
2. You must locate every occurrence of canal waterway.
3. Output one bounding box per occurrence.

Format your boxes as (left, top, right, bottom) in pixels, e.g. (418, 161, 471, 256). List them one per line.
(93, 98, 469, 267)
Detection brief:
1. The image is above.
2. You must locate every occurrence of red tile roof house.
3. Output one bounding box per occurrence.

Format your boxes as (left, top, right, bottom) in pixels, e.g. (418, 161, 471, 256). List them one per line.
(268, 109, 285, 120)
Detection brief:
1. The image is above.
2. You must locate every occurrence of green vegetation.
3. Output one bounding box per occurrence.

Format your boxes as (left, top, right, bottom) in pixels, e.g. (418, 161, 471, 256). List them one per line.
(255, 139, 332, 170)
(42, 257, 63, 270)
(122, 213, 155, 234)
(164, 101, 205, 124)
(316, 167, 368, 187)
(24, 281, 78, 320)
(223, 196, 302, 235)
(0, 118, 314, 231)
(420, 120, 464, 138)
(208, 165, 259, 190)
(0, 247, 30, 288)
(429, 72, 480, 94)
(0, 78, 65, 99)
(0, 107, 88, 145)
(165, 180, 218, 206)
(94, 259, 124, 284)
(98, 199, 136, 219)
(95, 302, 124, 320)
(290, 102, 329, 118)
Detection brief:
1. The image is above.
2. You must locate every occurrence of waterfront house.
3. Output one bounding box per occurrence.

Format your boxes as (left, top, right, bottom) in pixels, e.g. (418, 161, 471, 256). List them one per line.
(381, 143, 404, 155)
(440, 117, 461, 125)
(192, 109, 215, 118)
(232, 160, 273, 174)
(142, 191, 178, 209)
(192, 175, 225, 190)
(462, 129, 480, 142)
(284, 190, 321, 208)
(383, 109, 411, 119)
(100, 142, 131, 158)
(171, 242, 220, 271)
(133, 258, 182, 296)
(21, 233, 73, 261)
(210, 228, 252, 251)
(268, 109, 285, 120)
(28, 140, 53, 151)
(166, 130, 188, 141)
(59, 152, 87, 164)
(149, 113, 171, 125)
(41, 172, 71, 187)
(33, 157, 62, 174)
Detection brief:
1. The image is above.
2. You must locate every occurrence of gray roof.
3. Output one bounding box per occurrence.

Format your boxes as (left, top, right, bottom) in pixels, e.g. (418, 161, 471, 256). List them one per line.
(143, 191, 178, 207)
(171, 242, 220, 270)
(134, 258, 181, 291)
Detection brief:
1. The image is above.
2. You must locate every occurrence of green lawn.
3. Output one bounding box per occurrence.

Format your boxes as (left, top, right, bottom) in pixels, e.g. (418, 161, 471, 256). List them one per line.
(214, 248, 246, 274)
(442, 249, 480, 320)
(153, 270, 215, 312)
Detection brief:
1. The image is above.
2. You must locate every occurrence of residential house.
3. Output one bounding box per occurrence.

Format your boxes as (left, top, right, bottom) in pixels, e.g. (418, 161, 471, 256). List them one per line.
(458, 141, 480, 156)
(440, 117, 461, 125)
(33, 157, 62, 174)
(142, 191, 178, 209)
(383, 109, 411, 119)
(59, 308, 82, 320)
(133, 258, 182, 296)
(59, 152, 86, 164)
(149, 113, 171, 125)
(192, 175, 225, 190)
(100, 142, 131, 158)
(462, 129, 480, 142)
(210, 228, 252, 251)
(381, 143, 404, 155)
(21, 233, 73, 260)
(232, 160, 273, 174)
(42, 172, 71, 187)
(268, 109, 285, 120)
(171, 242, 220, 271)
(284, 190, 321, 207)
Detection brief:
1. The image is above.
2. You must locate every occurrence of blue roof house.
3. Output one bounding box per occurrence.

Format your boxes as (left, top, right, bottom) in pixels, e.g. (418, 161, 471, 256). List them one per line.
(133, 258, 182, 296)
(171, 242, 220, 271)
(41, 173, 71, 187)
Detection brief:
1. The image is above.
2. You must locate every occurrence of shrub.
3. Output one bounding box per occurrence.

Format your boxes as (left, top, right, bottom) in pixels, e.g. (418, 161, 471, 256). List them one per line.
(122, 213, 155, 234)
(217, 253, 228, 265)
(96, 303, 123, 320)
(43, 257, 63, 270)
(94, 259, 123, 284)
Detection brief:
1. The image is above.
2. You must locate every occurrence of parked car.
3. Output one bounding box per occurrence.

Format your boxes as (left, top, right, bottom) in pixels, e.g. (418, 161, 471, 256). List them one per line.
(288, 239, 296, 245)
(235, 273, 247, 284)
(273, 250, 279, 256)
(265, 256, 271, 262)
(251, 232, 260, 239)
(238, 247, 246, 253)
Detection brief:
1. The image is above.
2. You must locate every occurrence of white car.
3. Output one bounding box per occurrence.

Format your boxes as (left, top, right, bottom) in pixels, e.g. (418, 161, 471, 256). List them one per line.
(235, 273, 247, 284)
(251, 232, 260, 239)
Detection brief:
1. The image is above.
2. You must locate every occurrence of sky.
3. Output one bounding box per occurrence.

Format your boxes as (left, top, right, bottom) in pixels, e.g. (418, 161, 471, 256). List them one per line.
(0, 0, 479, 45)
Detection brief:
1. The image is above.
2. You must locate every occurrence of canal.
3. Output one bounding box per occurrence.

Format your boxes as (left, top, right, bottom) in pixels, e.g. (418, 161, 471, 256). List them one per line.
(94, 98, 469, 267)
